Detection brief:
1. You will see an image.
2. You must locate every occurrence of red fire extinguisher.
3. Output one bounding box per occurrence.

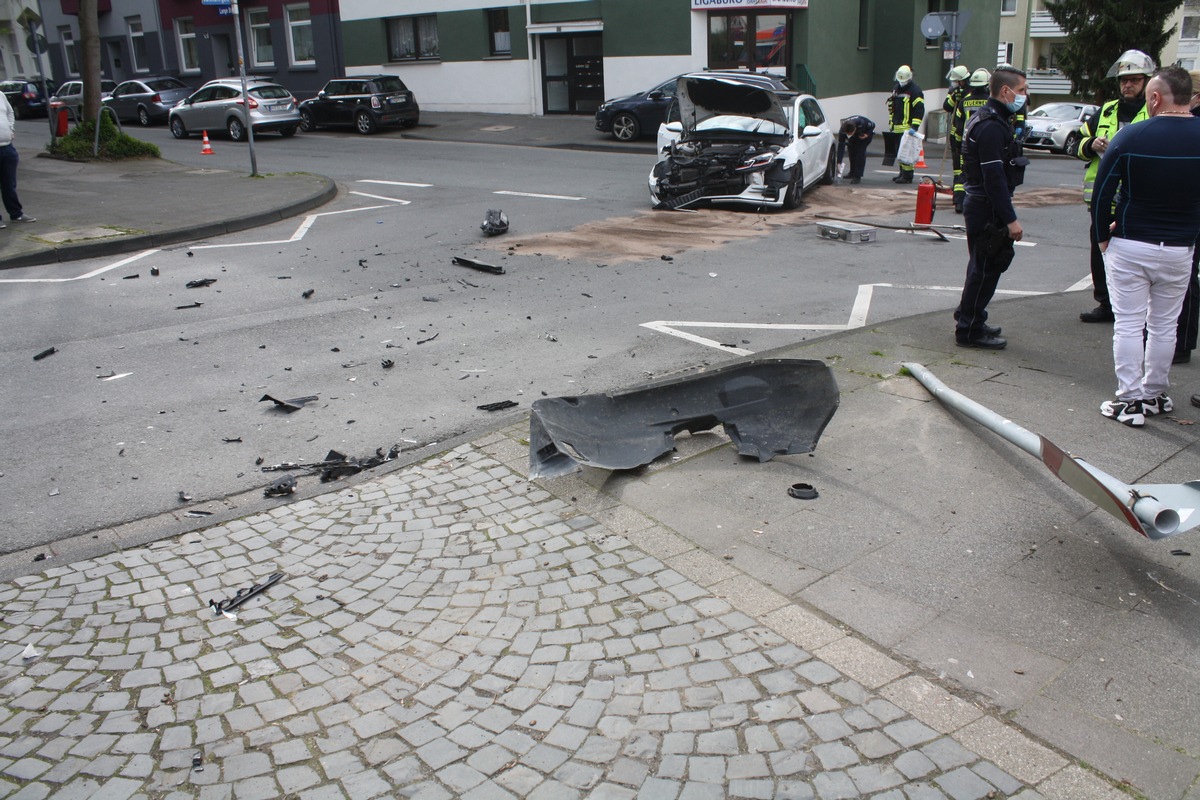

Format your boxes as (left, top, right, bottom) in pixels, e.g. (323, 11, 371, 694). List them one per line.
(914, 177, 936, 225)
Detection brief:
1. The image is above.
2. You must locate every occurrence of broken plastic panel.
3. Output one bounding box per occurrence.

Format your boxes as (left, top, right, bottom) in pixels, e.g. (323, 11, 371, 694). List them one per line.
(529, 358, 839, 479)
(259, 394, 319, 413)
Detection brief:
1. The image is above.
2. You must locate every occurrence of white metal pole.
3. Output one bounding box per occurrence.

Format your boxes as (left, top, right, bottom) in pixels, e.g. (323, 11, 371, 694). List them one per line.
(230, 0, 258, 176)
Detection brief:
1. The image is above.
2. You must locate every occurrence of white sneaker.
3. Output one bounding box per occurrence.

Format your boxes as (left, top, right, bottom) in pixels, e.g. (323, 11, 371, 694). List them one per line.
(1101, 398, 1145, 427)
(1142, 394, 1174, 416)
(12, 214, 35, 223)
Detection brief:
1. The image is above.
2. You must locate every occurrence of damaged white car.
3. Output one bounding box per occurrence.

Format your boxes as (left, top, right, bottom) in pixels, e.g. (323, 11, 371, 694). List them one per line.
(649, 73, 836, 211)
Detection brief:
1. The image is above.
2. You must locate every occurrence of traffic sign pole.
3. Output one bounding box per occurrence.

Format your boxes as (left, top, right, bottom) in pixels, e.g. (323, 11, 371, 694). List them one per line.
(229, 0, 258, 176)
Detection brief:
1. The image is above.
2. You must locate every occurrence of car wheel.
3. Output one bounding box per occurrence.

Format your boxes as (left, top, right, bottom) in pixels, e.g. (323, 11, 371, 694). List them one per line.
(137, 106, 151, 127)
(1063, 131, 1080, 156)
(355, 110, 376, 135)
(820, 147, 837, 185)
(170, 116, 188, 139)
(299, 109, 316, 132)
(783, 168, 804, 210)
(228, 117, 246, 142)
(280, 125, 297, 138)
(611, 112, 640, 142)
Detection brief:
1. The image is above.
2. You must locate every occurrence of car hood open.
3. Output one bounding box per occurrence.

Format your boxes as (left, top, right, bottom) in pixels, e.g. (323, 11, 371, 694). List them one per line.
(676, 76, 788, 136)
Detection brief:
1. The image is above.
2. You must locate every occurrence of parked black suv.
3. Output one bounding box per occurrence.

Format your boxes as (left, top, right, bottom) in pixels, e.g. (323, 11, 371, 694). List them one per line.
(298, 76, 419, 135)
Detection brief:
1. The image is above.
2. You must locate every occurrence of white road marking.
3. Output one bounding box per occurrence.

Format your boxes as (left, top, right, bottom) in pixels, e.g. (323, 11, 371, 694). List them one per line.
(348, 191, 412, 204)
(358, 180, 432, 188)
(644, 281, 1053, 354)
(1066, 276, 1093, 292)
(99, 372, 133, 382)
(0, 250, 157, 284)
(494, 190, 586, 201)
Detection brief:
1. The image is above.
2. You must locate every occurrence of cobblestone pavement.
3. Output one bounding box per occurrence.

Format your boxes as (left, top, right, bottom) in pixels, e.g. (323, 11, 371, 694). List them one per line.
(0, 435, 1128, 800)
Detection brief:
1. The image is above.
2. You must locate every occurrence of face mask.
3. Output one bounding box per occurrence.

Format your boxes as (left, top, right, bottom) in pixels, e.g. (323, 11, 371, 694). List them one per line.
(1004, 91, 1027, 113)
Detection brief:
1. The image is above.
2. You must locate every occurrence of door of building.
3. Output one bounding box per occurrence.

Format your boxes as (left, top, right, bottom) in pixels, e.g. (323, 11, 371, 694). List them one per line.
(541, 34, 603, 114)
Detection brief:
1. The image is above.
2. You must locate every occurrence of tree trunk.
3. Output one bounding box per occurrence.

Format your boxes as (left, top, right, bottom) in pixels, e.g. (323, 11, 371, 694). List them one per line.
(79, 0, 102, 124)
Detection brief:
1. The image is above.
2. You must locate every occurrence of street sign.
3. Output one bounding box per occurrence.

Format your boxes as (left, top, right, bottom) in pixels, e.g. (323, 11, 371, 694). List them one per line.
(217, 6, 232, 15)
(201, 0, 232, 5)
(943, 40, 962, 60)
(25, 33, 47, 52)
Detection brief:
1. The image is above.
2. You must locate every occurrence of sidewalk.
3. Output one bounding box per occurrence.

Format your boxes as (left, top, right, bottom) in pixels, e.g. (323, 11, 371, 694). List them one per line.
(0, 111, 1197, 799)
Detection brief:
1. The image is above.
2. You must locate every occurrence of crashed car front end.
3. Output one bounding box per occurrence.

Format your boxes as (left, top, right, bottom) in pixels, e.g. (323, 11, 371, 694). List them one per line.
(649, 138, 796, 210)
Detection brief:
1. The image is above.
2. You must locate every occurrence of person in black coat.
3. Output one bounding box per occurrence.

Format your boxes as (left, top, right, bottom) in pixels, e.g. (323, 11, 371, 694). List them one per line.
(836, 116, 875, 183)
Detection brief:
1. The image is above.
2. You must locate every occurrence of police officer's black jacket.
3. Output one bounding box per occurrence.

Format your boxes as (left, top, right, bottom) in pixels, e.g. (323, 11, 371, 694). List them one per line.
(962, 98, 1027, 224)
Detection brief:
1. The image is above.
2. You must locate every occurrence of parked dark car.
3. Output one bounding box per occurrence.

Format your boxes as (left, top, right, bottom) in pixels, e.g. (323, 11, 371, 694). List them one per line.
(0, 79, 55, 119)
(104, 77, 192, 126)
(299, 76, 419, 135)
(595, 76, 679, 142)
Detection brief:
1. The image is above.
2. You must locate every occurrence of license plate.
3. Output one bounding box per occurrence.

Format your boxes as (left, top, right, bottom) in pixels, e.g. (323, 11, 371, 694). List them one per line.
(388, 94, 407, 104)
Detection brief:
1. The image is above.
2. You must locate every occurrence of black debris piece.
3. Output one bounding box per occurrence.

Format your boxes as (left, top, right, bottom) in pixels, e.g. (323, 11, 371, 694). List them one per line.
(187, 251, 194, 257)
(1172, 549, 1191, 556)
(123, 273, 139, 280)
(259, 394, 319, 413)
(255, 457, 264, 465)
(331, 347, 340, 352)
(176, 302, 203, 310)
(417, 332, 439, 345)
(209, 572, 285, 615)
(422, 296, 440, 302)
(192, 754, 203, 772)
(788, 483, 819, 500)
(33, 553, 46, 562)
(222, 437, 243, 443)
(150, 267, 160, 276)
(481, 208, 509, 236)
(661, 255, 674, 261)
(185, 510, 213, 517)
(277, 276, 292, 280)
(261, 445, 401, 483)
(359, 259, 368, 267)
(264, 475, 297, 497)
(453, 256, 505, 275)
(529, 358, 840, 479)
(302, 289, 315, 298)
(186, 278, 218, 288)
(382, 359, 395, 369)
(178, 491, 192, 502)
(478, 400, 519, 412)
(32, 347, 57, 361)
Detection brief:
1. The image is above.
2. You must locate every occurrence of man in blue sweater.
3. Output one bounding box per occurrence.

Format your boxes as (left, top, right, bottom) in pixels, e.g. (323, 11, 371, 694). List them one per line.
(1093, 66, 1200, 427)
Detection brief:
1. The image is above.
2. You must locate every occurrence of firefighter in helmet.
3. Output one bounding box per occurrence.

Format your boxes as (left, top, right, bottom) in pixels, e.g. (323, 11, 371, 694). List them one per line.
(943, 64, 971, 212)
(884, 65, 925, 183)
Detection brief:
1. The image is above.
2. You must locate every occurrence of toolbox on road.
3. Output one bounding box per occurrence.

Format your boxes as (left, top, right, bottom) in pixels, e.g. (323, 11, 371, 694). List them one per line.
(816, 222, 877, 244)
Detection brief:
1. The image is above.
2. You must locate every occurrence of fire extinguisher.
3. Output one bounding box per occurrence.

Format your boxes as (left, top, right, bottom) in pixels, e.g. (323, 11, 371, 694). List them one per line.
(914, 177, 937, 225)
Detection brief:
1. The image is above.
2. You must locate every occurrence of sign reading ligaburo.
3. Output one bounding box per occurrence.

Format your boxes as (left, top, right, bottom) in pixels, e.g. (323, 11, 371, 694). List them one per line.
(691, 0, 808, 7)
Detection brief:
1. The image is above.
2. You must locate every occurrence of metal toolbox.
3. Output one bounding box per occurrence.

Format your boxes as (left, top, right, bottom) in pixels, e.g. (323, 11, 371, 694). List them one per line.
(816, 222, 877, 244)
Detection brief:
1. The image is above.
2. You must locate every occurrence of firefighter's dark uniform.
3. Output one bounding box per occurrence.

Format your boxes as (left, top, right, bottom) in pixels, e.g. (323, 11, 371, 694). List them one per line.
(836, 115, 875, 182)
(943, 83, 967, 211)
(954, 97, 1027, 346)
(952, 86, 990, 210)
(884, 81, 924, 182)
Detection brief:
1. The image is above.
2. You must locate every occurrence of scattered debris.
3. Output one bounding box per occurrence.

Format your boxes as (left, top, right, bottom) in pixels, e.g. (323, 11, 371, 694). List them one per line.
(48, 488, 60, 497)
(481, 208, 509, 236)
(453, 255, 505, 275)
(262, 445, 402, 483)
(1171, 549, 1191, 557)
(259, 394, 319, 413)
(222, 437, 243, 443)
(277, 276, 292, 280)
(417, 332, 439, 345)
(122, 273, 139, 280)
(186, 278, 217, 288)
(209, 572, 285, 615)
(178, 491, 192, 502)
(358, 259, 368, 267)
(264, 475, 297, 497)
(21, 643, 39, 660)
(185, 510, 213, 518)
(422, 296, 440, 302)
(529, 359, 840, 479)
(176, 302, 203, 310)
(187, 251, 194, 257)
(381, 359, 395, 369)
(33, 347, 58, 361)
(478, 400, 519, 412)
(302, 289, 315, 299)
(32, 553, 46, 562)
(788, 483, 819, 500)
(192, 753, 203, 773)
(661, 255, 674, 261)
(255, 457, 264, 465)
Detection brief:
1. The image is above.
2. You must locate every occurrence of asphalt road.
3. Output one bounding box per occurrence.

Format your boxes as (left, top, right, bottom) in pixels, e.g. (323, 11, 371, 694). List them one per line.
(2, 122, 1094, 551)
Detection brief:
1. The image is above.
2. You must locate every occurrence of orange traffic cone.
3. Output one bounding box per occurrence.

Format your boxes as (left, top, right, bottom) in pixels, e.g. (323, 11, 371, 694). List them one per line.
(915, 148, 927, 169)
(200, 131, 213, 155)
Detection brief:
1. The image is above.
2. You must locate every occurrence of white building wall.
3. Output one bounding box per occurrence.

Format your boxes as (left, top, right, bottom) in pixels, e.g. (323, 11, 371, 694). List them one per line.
(348, 60, 534, 114)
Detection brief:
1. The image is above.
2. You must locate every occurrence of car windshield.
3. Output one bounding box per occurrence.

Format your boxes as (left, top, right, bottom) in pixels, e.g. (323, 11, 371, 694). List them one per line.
(147, 78, 188, 91)
(694, 115, 787, 137)
(1029, 104, 1080, 120)
(252, 86, 291, 100)
(373, 77, 407, 93)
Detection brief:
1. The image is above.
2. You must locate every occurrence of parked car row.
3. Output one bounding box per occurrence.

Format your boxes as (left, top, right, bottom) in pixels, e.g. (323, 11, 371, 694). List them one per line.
(2, 78, 56, 119)
(38, 74, 420, 140)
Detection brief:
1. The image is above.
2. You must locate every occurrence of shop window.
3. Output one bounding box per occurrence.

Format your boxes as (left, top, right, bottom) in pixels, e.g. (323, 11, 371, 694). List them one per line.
(387, 15, 438, 61)
(707, 12, 788, 72)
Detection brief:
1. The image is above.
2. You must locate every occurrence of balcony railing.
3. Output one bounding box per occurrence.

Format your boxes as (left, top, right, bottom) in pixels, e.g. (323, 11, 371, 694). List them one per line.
(1027, 69, 1073, 95)
(1030, 11, 1065, 38)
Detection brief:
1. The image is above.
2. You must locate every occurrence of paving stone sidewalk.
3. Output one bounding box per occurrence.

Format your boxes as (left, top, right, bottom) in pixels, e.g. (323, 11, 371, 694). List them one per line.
(0, 433, 1128, 800)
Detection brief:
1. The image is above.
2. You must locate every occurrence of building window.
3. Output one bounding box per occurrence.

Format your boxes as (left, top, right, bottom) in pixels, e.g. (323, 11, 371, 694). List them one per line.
(387, 15, 438, 61)
(61, 27, 79, 74)
(997, 41, 1014, 66)
(488, 8, 510, 56)
(247, 8, 274, 67)
(128, 17, 148, 72)
(1001, 0, 1017, 14)
(286, 5, 314, 65)
(707, 12, 789, 72)
(1183, 15, 1200, 39)
(176, 18, 200, 73)
(858, 0, 869, 48)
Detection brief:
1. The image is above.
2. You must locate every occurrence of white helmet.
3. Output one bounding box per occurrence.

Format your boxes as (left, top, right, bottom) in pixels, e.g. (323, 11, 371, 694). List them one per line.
(946, 65, 970, 82)
(968, 68, 991, 88)
(1106, 49, 1156, 79)
(895, 65, 913, 84)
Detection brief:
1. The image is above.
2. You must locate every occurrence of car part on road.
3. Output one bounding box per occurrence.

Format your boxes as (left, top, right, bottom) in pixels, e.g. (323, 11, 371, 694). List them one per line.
(175, 302, 203, 309)
(529, 358, 839, 479)
(453, 255, 505, 274)
(788, 482, 819, 499)
(32, 347, 57, 361)
(904, 362, 1200, 540)
(480, 209, 509, 236)
(122, 273, 139, 279)
(478, 400, 519, 412)
(209, 572, 285, 615)
(261, 445, 402, 483)
(264, 475, 297, 497)
(186, 278, 217, 288)
(259, 394, 319, 413)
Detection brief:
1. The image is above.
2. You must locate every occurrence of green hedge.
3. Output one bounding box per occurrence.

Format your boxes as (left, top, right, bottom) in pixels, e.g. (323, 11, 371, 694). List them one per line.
(46, 114, 161, 161)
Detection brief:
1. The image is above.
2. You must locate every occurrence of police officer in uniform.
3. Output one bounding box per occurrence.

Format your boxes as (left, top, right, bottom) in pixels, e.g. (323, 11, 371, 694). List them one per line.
(951, 68, 991, 212)
(836, 115, 875, 184)
(884, 65, 925, 183)
(943, 65, 970, 210)
(1069, 49, 1154, 323)
(954, 67, 1029, 350)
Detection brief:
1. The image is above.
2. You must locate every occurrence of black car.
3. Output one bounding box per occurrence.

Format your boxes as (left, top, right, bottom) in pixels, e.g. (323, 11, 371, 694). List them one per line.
(595, 76, 679, 142)
(1, 78, 55, 119)
(299, 76, 419, 135)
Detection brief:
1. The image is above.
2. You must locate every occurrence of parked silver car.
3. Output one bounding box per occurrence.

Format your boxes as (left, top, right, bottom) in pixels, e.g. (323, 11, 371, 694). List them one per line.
(168, 78, 300, 141)
(1023, 102, 1098, 154)
(104, 77, 192, 126)
(49, 79, 117, 120)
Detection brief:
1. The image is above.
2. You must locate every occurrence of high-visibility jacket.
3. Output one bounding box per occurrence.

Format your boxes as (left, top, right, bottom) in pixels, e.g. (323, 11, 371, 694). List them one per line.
(952, 87, 989, 142)
(886, 82, 925, 133)
(1072, 98, 1148, 206)
(943, 85, 966, 118)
